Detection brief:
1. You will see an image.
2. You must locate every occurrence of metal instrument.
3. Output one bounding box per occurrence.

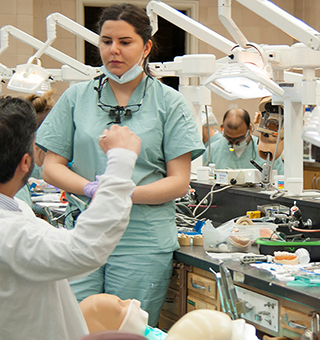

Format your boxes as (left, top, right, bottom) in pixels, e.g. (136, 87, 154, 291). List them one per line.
(209, 261, 245, 320)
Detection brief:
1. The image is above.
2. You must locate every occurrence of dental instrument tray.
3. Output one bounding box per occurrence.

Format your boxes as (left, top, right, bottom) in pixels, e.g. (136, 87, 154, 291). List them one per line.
(256, 237, 320, 261)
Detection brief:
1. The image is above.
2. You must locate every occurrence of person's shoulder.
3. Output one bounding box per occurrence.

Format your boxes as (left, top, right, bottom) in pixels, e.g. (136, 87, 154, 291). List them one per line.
(14, 197, 34, 214)
(251, 135, 259, 143)
(151, 77, 181, 96)
(62, 77, 99, 97)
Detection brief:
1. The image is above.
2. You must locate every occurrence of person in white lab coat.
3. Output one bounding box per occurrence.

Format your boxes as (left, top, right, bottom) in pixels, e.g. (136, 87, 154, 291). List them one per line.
(0, 96, 141, 340)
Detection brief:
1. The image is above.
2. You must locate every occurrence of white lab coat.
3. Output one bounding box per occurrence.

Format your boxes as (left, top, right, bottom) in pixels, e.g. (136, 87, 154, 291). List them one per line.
(0, 150, 136, 340)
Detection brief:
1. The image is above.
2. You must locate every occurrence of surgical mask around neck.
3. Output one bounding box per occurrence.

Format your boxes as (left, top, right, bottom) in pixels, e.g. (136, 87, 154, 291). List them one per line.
(101, 52, 145, 84)
(119, 299, 149, 335)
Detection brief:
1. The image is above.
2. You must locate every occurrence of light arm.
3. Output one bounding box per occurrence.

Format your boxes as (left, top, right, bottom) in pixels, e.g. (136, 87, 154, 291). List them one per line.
(236, 0, 320, 51)
(146, 0, 235, 55)
(0, 25, 98, 77)
(218, 0, 248, 49)
(46, 13, 99, 47)
(26, 12, 100, 73)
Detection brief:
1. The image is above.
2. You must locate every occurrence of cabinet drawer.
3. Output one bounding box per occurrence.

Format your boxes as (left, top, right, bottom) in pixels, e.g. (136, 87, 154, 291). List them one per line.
(187, 294, 217, 312)
(158, 312, 176, 332)
(162, 287, 180, 318)
(187, 272, 217, 301)
(169, 267, 180, 290)
(280, 306, 313, 338)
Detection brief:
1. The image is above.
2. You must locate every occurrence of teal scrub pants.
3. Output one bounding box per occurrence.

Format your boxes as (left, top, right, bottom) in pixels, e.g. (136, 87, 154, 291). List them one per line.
(70, 252, 173, 327)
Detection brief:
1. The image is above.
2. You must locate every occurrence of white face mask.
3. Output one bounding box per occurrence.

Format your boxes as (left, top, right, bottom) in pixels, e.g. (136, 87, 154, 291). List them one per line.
(229, 138, 248, 152)
(100, 52, 145, 84)
(225, 129, 250, 152)
(118, 299, 149, 335)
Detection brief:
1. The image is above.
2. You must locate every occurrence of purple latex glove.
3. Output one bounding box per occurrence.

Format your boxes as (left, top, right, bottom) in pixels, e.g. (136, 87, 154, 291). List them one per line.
(84, 176, 100, 198)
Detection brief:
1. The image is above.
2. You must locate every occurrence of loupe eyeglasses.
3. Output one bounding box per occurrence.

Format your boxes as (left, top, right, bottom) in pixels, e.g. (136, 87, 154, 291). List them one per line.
(95, 76, 148, 124)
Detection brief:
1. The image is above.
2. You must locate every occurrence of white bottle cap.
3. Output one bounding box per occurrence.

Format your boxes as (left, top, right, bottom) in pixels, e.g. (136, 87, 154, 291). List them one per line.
(295, 248, 310, 264)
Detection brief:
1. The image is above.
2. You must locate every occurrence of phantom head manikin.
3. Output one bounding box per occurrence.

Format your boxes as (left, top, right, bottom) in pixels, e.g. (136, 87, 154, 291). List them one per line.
(166, 309, 258, 340)
(79, 294, 148, 336)
(254, 96, 284, 161)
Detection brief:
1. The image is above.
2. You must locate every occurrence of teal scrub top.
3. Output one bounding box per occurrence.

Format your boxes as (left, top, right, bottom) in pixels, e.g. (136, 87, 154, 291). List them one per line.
(15, 183, 32, 207)
(36, 75, 205, 254)
(203, 135, 284, 175)
(30, 164, 43, 180)
(203, 131, 223, 165)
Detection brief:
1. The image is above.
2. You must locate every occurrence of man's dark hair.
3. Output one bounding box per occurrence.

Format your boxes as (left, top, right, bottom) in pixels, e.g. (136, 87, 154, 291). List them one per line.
(223, 108, 251, 129)
(0, 96, 37, 183)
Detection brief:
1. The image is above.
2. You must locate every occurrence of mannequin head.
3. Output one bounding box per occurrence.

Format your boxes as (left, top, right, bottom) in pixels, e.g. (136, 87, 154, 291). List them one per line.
(166, 310, 255, 340)
(79, 294, 148, 336)
(255, 97, 284, 161)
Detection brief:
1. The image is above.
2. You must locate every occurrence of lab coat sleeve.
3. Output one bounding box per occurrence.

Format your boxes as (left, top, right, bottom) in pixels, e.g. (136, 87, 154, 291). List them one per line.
(1, 149, 137, 282)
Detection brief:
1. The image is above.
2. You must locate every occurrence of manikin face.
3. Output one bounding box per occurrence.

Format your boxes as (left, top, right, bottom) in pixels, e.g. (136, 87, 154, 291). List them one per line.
(79, 294, 148, 335)
(99, 20, 151, 78)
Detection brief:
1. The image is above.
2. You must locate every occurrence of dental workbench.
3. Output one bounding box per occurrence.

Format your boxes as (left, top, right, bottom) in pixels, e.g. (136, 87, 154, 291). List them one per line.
(165, 182, 320, 339)
(171, 245, 320, 339)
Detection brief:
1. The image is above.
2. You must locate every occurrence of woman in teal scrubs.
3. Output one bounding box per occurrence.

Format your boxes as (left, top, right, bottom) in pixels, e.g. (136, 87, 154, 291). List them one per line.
(36, 3, 204, 326)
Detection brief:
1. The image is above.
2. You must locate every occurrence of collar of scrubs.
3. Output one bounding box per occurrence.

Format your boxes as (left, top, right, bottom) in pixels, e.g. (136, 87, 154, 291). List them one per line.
(95, 75, 150, 124)
(0, 193, 21, 211)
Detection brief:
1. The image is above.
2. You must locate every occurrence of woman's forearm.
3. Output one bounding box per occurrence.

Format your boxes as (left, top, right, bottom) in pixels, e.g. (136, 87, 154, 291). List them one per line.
(131, 176, 189, 205)
(131, 152, 191, 205)
(42, 152, 89, 195)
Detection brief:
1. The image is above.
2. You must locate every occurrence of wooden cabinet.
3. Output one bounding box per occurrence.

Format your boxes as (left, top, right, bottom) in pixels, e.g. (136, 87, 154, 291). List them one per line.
(187, 267, 220, 312)
(159, 262, 318, 339)
(304, 163, 320, 189)
(158, 264, 187, 331)
(279, 301, 317, 339)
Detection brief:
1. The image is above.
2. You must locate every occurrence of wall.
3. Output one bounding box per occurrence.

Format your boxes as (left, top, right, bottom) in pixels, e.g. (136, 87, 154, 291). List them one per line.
(0, 0, 319, 122)
(0, 0, 34, 79)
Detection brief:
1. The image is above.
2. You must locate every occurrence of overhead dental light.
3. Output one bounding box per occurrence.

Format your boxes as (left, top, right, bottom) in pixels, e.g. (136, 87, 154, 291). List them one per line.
(1, 13, 100, 94)
(302, 106, 320, 148)
(205, 45, 284, 100)
(7, 61, 51, 94)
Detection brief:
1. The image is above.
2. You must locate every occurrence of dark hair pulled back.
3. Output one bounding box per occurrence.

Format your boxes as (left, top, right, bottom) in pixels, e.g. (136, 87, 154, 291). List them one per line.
(97, 3, 156, 76)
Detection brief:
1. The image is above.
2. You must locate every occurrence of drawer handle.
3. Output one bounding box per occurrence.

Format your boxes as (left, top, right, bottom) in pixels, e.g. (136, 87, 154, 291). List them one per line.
(288, 321, 307, 330)
(190, 278, 206, 290)
(165, 298, 174, 304)
(312, 176, 316, 189)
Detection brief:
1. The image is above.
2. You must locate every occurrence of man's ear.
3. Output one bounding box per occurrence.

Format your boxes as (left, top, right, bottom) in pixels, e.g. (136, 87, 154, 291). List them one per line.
(249, 122, 254, 133)
(19, 153, 31, 173)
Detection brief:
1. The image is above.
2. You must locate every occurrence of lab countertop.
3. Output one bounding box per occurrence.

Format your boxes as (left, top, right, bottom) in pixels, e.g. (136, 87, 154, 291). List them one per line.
(174, 246, 320, 310)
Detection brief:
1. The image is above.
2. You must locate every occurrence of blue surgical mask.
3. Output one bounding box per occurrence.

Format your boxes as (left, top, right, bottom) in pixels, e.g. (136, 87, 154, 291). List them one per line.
(100, 52, 144, 84)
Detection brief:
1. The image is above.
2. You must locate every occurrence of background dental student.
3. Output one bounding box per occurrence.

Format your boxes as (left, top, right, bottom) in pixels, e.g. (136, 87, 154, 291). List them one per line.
(36, 3, 204, 326)
(203, 108, 284, 175)
(15, 89, 55, 206)
(0, 96, 141, 340)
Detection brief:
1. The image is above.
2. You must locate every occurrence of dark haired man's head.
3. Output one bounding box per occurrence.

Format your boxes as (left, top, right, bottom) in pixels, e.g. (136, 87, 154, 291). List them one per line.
(0, 96, 37, 184)
(222, 108, 251, 147)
